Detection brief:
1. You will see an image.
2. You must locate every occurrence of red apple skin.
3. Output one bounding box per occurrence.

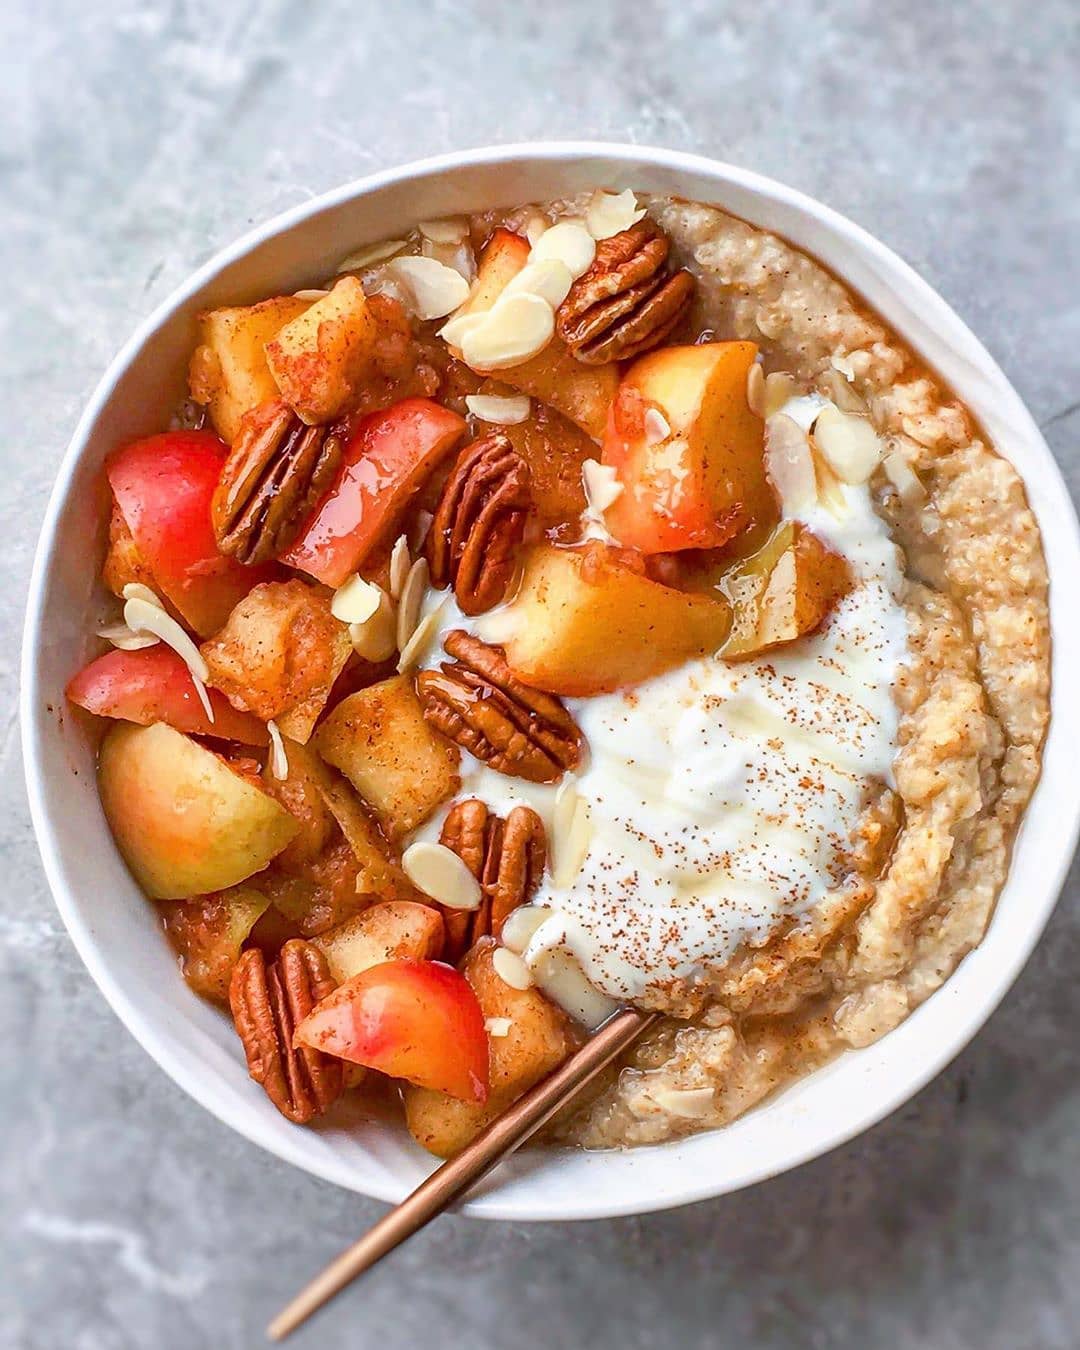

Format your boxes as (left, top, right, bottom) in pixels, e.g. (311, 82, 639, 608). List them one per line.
(282, 399, 466, 587)
(106, 431, 275, 637)
(67, 646, 268, 744)
(294, 958, 489, 1103)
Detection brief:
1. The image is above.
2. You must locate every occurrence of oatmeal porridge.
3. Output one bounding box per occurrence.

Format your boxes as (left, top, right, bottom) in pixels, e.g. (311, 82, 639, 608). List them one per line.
(66, 186, 1049, 1154)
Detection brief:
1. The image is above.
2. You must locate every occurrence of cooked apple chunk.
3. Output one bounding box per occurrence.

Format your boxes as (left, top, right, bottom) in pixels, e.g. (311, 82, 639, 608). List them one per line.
(488, 543, 731, 696)
(159, 886, 270, 1003)
(265, 276, 379, 424)
(200, 580, 352, 743)
(314, 675, 460, 838)
(720, 521, 852, 659)
(188, 295, 311, 443)
(403, 939, 579, 1157)
(98, 722, 298, 898)
(312, 901, 445, 984)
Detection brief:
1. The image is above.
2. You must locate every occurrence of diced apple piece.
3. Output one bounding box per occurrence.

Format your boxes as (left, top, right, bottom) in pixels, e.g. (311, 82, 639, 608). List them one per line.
(312, 901, 445, 984)
(98, 722, 298, 898)
(189, 295, 311, 444)
(403, 939, 579, 1157)
(259, 837, 366, 938)
(200, 580, 352, 743)
(311, 764, 423, 903)
(490, 543, 731, 696)
(602, 342, 776, 552)
(260, 739, 337, 870)
(101, 500, 156, 598)
(295, 958, 489, 1101)
(720, 521, 852, 659)
(451, 228, 617, 441)
(313, 675, 460, 838)
(159, 886, 270, 1003)
(265, 276, 379, 424)
(499, 397, 593, 526)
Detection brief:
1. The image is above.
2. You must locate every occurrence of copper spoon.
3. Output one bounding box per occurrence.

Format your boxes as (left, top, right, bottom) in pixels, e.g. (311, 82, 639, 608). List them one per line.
(268, 1007, 657, 1341)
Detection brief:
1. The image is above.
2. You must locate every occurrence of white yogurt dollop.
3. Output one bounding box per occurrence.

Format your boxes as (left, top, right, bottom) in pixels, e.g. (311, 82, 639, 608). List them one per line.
(410, 402, 908, 1002)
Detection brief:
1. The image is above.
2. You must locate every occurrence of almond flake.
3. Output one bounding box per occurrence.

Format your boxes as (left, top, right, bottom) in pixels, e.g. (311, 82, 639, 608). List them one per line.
(528, 220, 596, 279)
(331, 573, 383, 625)
(122, 596, 213, 722)
(266, 719, 289, 780)
(388, 534, 411, 601)
(401, 841, 482, 910)
(293, 288, 330, 302)
(524, 214, 550, 247)
(337, 238, 408, 272)
(585, 189, 646, 240)
(396, 600, 444, 674)
(492, 946, 533, 991)
(408, 509, 433, 556)
(644, 408, 671, 444)
(883, 450, 926, 505)
(421, 235, 476, 283)
(348, 588, 397, 662)
(529, 948, 618, 1030)
(502, 258, 574, 308)
(396, 556, 429, 652)
(765, 414, 817, 516)
(551, 779, 592, 888)
(437, 310, 486, 349)
(582, 459, 624, 513)
(386, 256, 470, 321)
(651, 1086, 715, 1119)
(121, 582, 165, 608)
(746, 361, 766, 418)
(460, 293, 555, 370)
(418, 217, 469, 245)
(96, 622, 160, 652)
(465, 393, 532, 426)
(500, 905, 555, 955)
(812, 405, 883, 484)
(830, 352, 858, 382)
(764, 371, 800, 419)
(485, 1017, 513, 1038)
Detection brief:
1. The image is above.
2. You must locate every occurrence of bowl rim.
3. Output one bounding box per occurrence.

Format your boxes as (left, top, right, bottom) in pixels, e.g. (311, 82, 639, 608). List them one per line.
(22, 141, 1080, 1221)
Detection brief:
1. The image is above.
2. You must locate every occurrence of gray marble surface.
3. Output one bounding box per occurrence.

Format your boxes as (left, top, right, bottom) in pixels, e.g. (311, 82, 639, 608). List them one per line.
(4, 2, 1079, 1347)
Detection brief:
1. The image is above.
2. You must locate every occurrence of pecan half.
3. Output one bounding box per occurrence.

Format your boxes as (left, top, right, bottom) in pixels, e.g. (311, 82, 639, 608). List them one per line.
(439, 798, 546, 961)
(556, 219, 695, 364)
(426, 434, 531, 615)
(416, 630, 582, 783)
(212, 399, 344, 564)
(229, 940, 343, 1124)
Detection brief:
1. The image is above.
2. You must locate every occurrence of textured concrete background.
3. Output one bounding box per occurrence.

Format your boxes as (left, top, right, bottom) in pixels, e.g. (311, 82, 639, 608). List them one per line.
(4, 2, 1079, 1347)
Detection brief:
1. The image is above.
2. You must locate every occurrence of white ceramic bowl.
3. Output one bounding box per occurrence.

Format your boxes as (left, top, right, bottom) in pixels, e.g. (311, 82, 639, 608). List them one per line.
(22, 144, 1080, 1221)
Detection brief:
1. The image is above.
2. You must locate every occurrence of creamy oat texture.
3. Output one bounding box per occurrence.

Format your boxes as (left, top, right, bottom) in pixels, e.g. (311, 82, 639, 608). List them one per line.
(435, 196, 1049, 1147)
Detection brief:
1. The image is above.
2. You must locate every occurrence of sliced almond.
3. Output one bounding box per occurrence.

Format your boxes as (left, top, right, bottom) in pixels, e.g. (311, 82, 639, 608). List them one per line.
(585, 189, 647, 240)
(582, 459, 624, 513)
(765, 413, 817, 516)
(746, 361, 766, 418)
(812, 405, 883, 484)
(337, 238, 408, 272)
(524, 214, 550, 247)
(500, 904, 555, 956)
(492, 946, 533, 991)
(465, 393, 532, 426)
(331, 573, 383, 625)
(651, 1086, 715, 1119)
(396, 556, 429, 652)
(348, 588, 397, 662)
(529, 947, 618, 1030)
(502, 258, 575, 308)
(883, 450, 926, 505)
(764, 371, 799, 419)
(460, 293, 555, 371)
(388, 534, 411, 601)
(122, 596, 213, 722)
(396, 600, 444, 674)
(266, 719, 289, 780)
(551, 780, 592, 889)
(121, 582, 165, 608)
(96, 622, 160, 652)
(386, 256, 470, 321)
(293, 288, 330, 302)
(421, 235, 476, 283)
(528, 220, 596, 279)
(643, 408, 671, 445)
(437, 310, 487, 349)
(417, 217, 469, 245)
(485, 1017, 512, 1038)
(401, 841, 482, 910)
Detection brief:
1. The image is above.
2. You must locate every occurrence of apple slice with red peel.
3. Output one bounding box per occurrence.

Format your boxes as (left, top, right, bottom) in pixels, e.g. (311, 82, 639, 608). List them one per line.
(294, 958, 489, 1102)
(67, 646, 268, 744)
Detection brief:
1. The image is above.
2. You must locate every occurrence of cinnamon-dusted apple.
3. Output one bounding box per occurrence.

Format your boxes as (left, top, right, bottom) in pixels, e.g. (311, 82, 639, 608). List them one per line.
(159, 886, 270, 1003)
(602, 341, 776, 553)
(312, 901, 445, 984)
(488, 543, 732, 696)
(720, 521, 852, 659)
(97, 722, 298, 898)
(189, 295, 312, 443)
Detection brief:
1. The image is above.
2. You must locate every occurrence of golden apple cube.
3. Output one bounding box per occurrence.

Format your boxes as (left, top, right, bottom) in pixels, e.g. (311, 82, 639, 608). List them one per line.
(188, 295, 312, 443)
(98, 722, 299, 899)
(265, 276, 378, 424)
(491, 543, 732, 697)
(312, 901, 445, 984)
(313, 675, 460, 838)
